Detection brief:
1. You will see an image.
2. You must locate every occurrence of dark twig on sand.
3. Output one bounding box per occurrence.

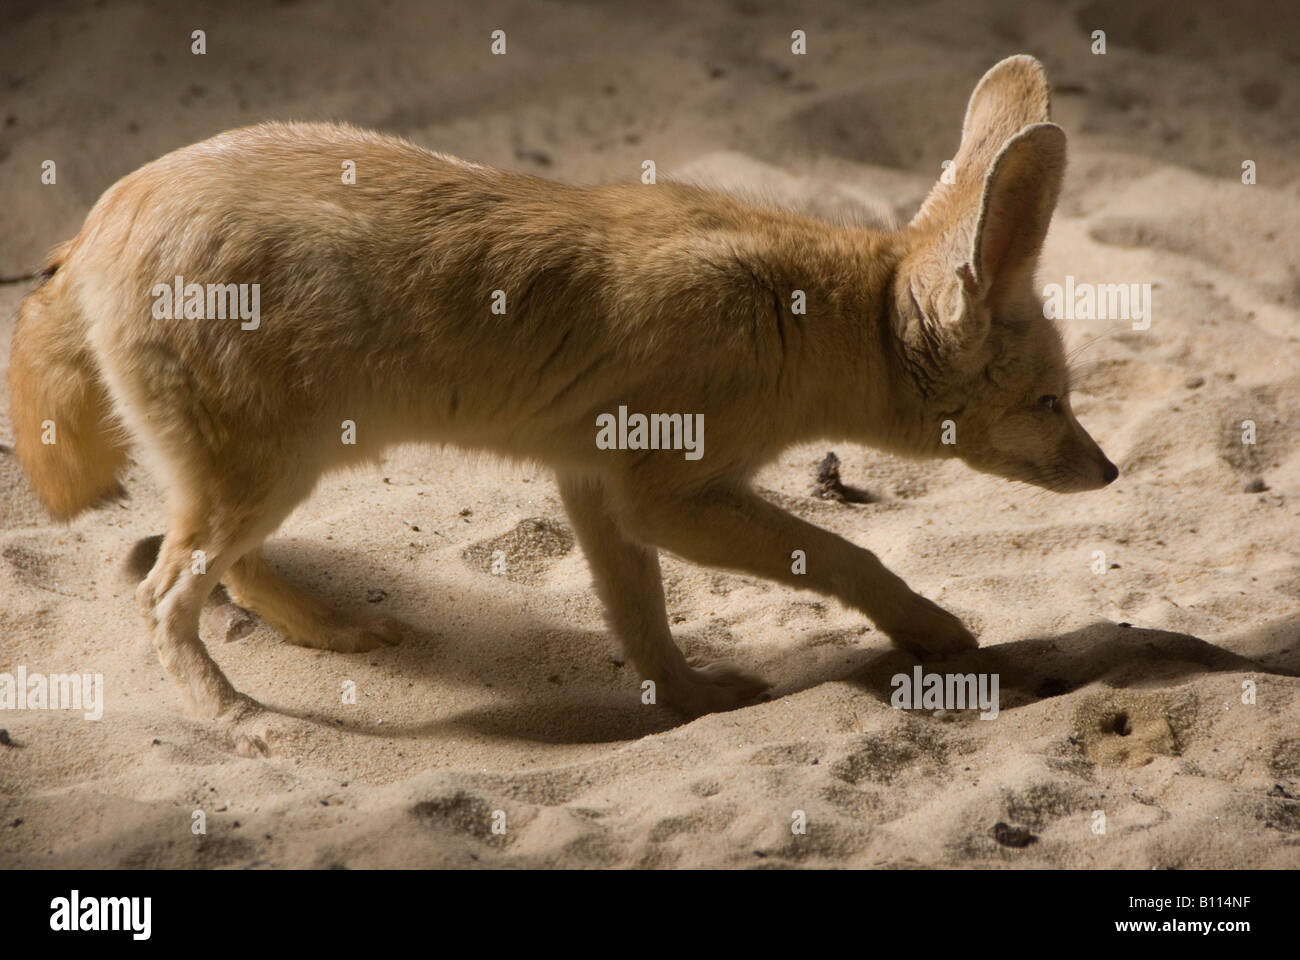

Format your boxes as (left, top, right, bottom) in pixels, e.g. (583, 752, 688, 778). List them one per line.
(811, 451, 875, 503)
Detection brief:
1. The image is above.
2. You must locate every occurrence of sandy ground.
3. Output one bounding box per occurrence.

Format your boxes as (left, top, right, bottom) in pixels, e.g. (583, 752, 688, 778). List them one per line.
(1, 0, 1298, 868)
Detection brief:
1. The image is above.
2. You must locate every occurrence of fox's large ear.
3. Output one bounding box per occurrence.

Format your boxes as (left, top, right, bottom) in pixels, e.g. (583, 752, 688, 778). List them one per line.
(966, 121, 1066, 300)
(910, 54, 1054, 231)
(895, 122, 1066, 365)
(894, 57, 1061, 368)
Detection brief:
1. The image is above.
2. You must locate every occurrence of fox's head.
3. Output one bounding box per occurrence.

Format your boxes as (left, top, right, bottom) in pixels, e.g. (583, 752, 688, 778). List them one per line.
(890, 55, 1117, 492)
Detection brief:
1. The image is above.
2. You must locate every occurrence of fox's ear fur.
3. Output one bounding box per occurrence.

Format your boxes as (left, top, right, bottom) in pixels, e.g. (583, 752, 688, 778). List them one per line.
(911, 54, 1054, 232)
(966, 122, 1065, 300)
(895, 56, 1065, 368)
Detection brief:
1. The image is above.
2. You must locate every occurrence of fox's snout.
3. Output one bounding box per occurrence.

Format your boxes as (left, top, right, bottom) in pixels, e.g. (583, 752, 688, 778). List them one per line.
(1055, 416, 1118, 491)
(973, 403, 1118, 493)
(1076, 449, 1119, 490)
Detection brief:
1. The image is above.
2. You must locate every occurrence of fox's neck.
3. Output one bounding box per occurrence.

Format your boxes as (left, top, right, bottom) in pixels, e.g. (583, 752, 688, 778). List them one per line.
(731, 221, 919, 453)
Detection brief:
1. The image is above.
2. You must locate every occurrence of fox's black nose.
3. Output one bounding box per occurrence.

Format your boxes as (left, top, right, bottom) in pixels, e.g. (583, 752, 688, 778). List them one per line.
(1101, 459, 1119, 485)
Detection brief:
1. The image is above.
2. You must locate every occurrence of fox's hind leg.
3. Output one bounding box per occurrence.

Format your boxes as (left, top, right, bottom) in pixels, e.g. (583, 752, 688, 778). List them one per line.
(123, 539, 403, 652)
(138, 502, 272, 718)
(557, 471, 769, 715)
(222, 549, 403, 652)
(138, 480, 402, 715)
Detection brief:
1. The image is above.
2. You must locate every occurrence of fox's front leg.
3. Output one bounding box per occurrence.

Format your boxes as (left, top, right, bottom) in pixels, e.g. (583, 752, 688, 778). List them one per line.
(612, 477, 977, 659)
(557, 472, 769, 715)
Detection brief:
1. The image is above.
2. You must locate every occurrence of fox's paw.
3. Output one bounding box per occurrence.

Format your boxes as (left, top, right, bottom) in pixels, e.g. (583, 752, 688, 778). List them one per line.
(659, 662, 770, 716)
(883, 596, 977, 659)
(217, 698, 313, 758)
(295, 615, 405, 653)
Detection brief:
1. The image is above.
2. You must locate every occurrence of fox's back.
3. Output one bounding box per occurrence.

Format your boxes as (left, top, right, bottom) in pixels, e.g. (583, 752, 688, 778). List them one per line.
(63, 122, 821, 463)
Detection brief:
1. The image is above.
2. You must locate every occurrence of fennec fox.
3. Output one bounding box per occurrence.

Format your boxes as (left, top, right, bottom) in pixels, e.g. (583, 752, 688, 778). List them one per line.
(9, 55, 1115, 720)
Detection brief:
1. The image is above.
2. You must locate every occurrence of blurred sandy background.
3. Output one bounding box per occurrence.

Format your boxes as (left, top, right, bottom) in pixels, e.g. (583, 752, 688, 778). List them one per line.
(1, 0, 1298, 868)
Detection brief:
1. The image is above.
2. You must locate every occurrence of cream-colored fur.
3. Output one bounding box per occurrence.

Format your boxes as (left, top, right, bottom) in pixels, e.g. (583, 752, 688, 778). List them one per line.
(8, 55, 1115, 719)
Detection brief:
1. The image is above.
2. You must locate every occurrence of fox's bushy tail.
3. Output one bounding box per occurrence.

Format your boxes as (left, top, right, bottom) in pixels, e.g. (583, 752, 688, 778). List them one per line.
(8, 245, 127, 520)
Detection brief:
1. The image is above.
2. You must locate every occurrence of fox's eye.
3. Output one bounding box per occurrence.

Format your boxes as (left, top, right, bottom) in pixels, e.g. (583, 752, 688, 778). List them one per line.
(1038, 394, 1061, 412)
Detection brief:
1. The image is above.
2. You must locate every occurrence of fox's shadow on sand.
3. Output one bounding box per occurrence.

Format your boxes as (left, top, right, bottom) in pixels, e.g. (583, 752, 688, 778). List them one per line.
(121, 535, 1300, 746)
(843, 618, 1299, 709)
(426, 618, 1298, 745)
(210, 536, 1298, 746)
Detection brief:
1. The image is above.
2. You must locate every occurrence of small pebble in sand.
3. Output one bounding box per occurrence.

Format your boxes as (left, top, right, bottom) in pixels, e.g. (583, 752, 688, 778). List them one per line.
(1184, 375, 1205, 389)
(991, 821, 1038, 848)
(235, 735, 268, 758)
(514, 147, 552, 167)
(1244, 478, 1269, 493)
(0, 729, 11, 746)
(366, 588, 388, 603)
